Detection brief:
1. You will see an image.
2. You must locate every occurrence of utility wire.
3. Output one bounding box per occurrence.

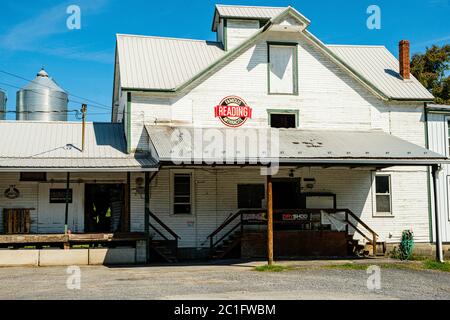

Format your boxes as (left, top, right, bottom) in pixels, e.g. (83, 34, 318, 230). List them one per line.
(0, 69, 111, 111)
(0, 81, 110, 112)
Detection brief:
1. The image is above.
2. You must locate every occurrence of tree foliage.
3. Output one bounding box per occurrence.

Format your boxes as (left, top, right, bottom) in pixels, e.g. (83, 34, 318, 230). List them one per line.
(411, 44, 450, 104)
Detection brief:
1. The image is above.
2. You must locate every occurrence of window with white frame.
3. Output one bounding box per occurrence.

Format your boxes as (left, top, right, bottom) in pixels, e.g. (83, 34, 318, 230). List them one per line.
(268, 44, 298, 95)
(375, 175, 392, 214)
(173, 173, 192, 214)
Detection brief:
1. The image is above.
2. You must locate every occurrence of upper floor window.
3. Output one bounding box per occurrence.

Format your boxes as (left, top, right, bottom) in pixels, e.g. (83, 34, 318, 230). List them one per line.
(268, 43, 298, 95)
(268, 109, 298, 128)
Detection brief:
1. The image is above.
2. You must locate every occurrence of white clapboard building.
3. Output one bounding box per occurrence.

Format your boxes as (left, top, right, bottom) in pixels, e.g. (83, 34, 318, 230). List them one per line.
(0, 4, 447, 265)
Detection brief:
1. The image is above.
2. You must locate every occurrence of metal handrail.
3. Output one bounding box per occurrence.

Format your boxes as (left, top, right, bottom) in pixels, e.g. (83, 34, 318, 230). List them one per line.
(148, 209, 181, 240)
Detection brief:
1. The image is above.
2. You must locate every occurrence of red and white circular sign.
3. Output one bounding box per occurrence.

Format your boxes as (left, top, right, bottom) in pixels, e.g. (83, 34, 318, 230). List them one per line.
(214, 96, 252, 127)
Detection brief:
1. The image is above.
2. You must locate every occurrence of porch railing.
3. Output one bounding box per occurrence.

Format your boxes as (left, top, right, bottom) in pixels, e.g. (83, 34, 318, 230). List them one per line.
(147, 209, 181, 252)
(207, 208, 379, 256)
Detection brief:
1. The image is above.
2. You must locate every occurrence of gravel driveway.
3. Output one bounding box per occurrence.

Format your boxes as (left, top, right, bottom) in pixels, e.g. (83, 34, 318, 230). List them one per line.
(0, 262, 449, 300)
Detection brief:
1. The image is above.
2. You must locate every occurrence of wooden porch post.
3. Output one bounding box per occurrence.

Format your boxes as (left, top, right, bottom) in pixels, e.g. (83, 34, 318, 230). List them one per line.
(64, 172, 70, 235)
(144, 172, 150, 263)
(267, 174, 274, 266)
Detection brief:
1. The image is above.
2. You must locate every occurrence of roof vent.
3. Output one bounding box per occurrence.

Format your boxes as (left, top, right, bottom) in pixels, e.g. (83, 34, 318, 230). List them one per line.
(37, 68, 49, 78)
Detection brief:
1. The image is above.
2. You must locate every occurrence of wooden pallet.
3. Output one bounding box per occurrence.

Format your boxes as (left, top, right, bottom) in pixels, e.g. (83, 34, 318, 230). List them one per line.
(2, 209, 31, 234)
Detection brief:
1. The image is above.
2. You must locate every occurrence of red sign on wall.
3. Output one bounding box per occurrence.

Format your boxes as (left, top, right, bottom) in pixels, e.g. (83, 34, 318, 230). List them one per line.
(214, 96, 252, 127)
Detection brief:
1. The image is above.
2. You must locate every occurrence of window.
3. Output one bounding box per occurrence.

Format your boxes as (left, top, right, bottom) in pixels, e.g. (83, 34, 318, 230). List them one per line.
(270, 114, 297, 128)
(375, 175, 392, 214)
(20, 172, 47, 182)
(238, 184, 265, 209)
(268, 44, 298, 95)
(173, 174, 192, 214)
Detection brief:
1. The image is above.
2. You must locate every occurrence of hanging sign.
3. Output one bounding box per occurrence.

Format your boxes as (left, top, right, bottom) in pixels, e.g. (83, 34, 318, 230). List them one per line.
(4, 185, 20, 199)
(49, 189, 73, 204)
(214, 96, 252, 127)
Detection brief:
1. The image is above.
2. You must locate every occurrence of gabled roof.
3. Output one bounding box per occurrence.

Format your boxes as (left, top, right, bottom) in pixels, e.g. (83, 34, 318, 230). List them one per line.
(328, 45, 434, 101)
(116, 34, 224, 91)
(212, 4, 287, 31)
(0, 121, 156, 171)
(146, 125, 445, 166)
(115, 5, 434, 101)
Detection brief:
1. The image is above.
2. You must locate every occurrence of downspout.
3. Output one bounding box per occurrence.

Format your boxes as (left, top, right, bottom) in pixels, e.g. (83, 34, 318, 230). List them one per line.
(432, 164, 444, 262)
(424, 103, 434, 242)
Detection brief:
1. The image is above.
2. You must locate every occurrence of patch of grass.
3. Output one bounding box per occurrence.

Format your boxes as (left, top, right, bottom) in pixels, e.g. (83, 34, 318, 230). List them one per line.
(254, 265, 291, 272)
(323, 260, 450, 273)
(325, 263, 369, 270)
(422, 260, 450, 272)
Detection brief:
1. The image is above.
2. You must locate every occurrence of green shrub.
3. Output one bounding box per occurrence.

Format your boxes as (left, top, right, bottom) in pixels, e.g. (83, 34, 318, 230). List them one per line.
(399, 230, 414, 260)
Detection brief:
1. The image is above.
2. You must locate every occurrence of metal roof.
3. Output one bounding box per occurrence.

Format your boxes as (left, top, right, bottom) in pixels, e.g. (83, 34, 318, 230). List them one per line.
(0, 121, 157, 171)
(116, 34, 225, 91)
(22, 68, 66, 93)
(328, 45, 434, 101)
(212, 4, 287, 31)
(146, 125, 445, 166)
(115, 6, 433, 101)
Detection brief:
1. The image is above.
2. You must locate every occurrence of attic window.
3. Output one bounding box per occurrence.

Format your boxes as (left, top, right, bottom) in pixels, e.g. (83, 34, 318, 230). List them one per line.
(268, 43, 298, 95)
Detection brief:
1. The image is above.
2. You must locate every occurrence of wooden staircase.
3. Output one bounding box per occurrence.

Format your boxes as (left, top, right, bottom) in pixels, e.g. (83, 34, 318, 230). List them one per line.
(147, 209, 181, 263)
(210, 230, 242, 259)
(347, 236, 386, 257)
(150, 240, 179, 263)
(208, 208, 386, 260)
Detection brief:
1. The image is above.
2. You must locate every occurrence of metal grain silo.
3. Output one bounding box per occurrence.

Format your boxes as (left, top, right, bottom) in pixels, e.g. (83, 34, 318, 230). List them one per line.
(0, 89, 6, 120)
(16, 68, 68, 121)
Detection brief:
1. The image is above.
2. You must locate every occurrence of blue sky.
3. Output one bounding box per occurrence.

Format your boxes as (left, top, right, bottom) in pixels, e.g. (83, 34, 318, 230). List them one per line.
(0, 0, 449, 122)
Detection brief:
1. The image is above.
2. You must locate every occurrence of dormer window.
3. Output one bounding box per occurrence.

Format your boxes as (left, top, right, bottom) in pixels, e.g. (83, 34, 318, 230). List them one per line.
(268, 43, 298, 95)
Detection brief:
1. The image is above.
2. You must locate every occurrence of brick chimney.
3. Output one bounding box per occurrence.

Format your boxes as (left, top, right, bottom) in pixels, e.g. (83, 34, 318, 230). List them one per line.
(399, 40, 410, 80)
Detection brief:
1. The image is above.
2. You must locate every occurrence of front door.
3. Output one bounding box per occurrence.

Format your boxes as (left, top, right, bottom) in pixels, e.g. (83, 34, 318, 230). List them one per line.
(84, 184, 125, 233)
(272, 178, 301, 209)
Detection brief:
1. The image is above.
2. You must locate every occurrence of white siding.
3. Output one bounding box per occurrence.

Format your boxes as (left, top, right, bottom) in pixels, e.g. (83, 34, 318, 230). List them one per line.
(226, 19, 260, 51)
(428, 113, 450, 242)
(135, 167, 430, 248)
(0, 173, 127, 234)
(123, 29, 430, 246)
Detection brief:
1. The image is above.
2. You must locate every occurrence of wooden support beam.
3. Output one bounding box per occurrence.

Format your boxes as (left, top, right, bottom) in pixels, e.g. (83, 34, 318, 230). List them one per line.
(144, 172, 150, 263)
(64, 172, 70, 235)
(267, 174, 274, 266)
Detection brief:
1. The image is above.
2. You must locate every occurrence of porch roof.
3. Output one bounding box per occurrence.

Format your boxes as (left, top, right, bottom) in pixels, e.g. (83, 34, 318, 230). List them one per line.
(0, 121, 157, 172)
(146, 125, 446, 166)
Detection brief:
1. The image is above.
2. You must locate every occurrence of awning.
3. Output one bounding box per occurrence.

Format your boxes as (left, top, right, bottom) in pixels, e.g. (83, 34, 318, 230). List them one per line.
(146, 125, 447, 166)
(0, 121, 157, 172)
